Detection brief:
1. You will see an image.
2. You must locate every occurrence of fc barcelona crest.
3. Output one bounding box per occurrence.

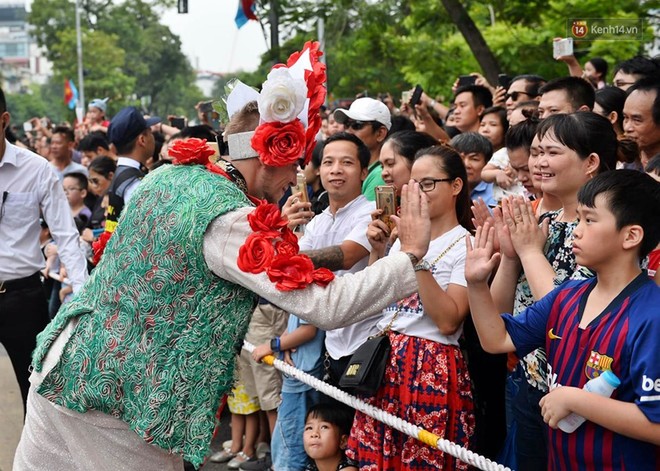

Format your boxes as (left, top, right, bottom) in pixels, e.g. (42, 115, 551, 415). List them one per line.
(585, 350, 613, 379)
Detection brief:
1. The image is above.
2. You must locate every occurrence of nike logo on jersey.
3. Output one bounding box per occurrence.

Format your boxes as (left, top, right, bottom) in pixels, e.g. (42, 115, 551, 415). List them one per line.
(548, 328, 562, 340)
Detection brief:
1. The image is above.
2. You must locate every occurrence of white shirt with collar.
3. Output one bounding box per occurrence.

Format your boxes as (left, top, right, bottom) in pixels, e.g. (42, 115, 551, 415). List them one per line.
(115, 157, 143, 204)
(0, 141, 88, 290)
(49, 160, 89, 182)
(297, 194, 379, 359)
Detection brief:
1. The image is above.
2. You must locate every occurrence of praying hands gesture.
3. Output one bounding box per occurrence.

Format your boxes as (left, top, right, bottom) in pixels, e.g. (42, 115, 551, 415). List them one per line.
(502, 196, 549, 261)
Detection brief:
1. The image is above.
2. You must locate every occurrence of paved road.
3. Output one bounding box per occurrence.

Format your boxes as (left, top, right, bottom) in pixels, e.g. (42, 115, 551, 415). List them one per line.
(0, 344, 241, 471)
(0, 345, 23, 471)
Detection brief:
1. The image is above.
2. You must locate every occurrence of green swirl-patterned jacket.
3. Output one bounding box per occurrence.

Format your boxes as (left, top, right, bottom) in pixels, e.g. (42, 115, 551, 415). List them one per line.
(32, 164, 257, 467)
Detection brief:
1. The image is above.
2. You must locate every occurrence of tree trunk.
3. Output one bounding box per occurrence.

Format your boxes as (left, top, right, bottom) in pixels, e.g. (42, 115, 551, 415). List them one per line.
(440, 0, 500, 85)
(269, 0, 280, 61)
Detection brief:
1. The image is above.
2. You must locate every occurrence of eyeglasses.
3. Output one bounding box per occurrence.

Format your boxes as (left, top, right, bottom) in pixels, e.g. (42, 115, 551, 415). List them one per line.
(504, 91, 536, 101)
(345, 120, 379, 131)
(415, 178, 454, 192)
(63, 187, 82, 194)
(613, 80, 636, 88)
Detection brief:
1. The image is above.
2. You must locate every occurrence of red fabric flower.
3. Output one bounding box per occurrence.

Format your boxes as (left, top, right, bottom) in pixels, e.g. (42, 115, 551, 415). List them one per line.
(237, 233, 276, 274)
(311, 268, 334, 287)
(248, 203, 288, 232)
(169, 138, 216, 165)
(251, 119, 306, 167)
(92, 231, 113, 265)
(266, 254, 315, 291)
(275, 240, 298, 257)
(280, 226, 299, 247)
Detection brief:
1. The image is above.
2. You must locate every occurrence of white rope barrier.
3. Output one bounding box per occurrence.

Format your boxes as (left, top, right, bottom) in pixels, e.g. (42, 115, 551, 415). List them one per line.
(243, 340, 511, 471)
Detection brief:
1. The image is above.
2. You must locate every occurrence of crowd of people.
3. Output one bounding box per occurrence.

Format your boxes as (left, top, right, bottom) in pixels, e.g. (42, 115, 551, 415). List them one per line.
(1, 41, 659, 471)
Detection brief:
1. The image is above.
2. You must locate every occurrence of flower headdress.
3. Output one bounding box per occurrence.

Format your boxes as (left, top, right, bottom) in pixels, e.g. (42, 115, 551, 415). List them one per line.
(226, 41, 327, 167)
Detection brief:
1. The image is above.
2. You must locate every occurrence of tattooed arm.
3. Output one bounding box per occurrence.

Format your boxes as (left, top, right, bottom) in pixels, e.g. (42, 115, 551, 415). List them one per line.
(302, 241, 369, 272)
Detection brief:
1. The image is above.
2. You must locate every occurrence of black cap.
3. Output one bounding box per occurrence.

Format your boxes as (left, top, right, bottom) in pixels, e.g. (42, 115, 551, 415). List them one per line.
(108, 106, 161, 148)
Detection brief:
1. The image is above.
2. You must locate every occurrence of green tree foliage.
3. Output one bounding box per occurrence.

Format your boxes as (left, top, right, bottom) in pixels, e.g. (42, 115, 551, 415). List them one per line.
(245, 0, 656, 103)
(27, 0, 202, 117)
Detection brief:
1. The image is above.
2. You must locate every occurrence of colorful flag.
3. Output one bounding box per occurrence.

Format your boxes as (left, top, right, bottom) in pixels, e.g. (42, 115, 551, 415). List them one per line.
(64, 79, 79, 110)
(235, 0, 257, 29)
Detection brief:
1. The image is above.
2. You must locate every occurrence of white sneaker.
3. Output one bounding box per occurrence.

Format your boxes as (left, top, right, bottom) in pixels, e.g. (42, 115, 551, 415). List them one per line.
(227, 451, 252, 469)
(256, 441, 270, 459)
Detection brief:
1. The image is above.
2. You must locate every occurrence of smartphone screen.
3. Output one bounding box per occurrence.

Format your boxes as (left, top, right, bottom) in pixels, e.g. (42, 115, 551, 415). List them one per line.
(23, 121, 33, 132)
(457, 75, 477, 87)
(170, 117, 185, 130)
(498, 74, 512, 90)
(410, 85, 423, 107)
(553, 38, 574, 59)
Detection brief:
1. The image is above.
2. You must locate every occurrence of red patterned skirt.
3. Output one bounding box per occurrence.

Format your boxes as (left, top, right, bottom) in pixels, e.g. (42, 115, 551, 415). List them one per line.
(346, 331, 474, 470)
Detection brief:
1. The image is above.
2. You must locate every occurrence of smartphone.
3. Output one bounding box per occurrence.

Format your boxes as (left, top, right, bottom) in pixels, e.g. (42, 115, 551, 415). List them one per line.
(553, 38, 573, 59)
(23, 121, 33, 132)
(170, 117, 185, 130)
(457, 75, 477, 87)
(410, 85, 423, 107)
(498, 74, 512, 90)
(401, 90, 412, 106)
(293, 173, 309, 203)
(375, 185, 396, 230)
(199, 101, 214, 113)
(91, 228, 105, 238)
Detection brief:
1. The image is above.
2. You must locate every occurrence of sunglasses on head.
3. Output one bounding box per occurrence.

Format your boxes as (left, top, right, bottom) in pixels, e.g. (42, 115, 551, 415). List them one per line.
(505, 91, 537, 101)
(345, 120, 378, 131)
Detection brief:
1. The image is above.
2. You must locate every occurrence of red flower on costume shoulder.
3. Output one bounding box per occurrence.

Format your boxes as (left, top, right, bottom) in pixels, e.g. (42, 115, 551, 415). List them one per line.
(251, 119, 306, 167)
(275, 239, 298, 257)
(248, 202, 288, 232)
(169, 138, 216, 165)
(237, 233, 276, 274)
(280, 226, 299, 247)
(311, 268, 334, 287)
(267, 254, 315, 291)
(92, 231, 113, 265)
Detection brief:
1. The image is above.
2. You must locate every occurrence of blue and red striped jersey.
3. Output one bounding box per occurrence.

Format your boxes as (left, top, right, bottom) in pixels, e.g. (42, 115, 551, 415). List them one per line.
(503, 273, 660, 471)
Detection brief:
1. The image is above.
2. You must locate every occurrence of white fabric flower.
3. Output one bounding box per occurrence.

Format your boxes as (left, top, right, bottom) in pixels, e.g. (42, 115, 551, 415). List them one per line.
(258, 68, 307, 123)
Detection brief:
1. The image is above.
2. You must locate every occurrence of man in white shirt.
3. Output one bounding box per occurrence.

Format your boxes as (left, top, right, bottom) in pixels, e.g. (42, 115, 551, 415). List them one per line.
(0, 87, 88, 411)
(297, 132, 380, 383)
(104, 106, 160, 233)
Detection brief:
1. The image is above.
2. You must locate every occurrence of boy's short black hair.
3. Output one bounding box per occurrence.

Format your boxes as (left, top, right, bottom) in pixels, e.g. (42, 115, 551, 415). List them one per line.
(577, 169, 660, 259)
(63, 172, 89, 191)
(322, 132, 371, 169)
(449, 132, 493, 161)
(305, 402, 355, 436)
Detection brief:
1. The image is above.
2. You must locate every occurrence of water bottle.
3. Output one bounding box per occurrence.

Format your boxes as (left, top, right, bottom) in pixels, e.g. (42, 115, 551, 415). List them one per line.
(557, 370, 620, 433)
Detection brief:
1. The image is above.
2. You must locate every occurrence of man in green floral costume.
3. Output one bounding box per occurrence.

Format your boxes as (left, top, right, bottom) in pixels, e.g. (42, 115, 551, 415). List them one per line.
(14, 43, 433, 470)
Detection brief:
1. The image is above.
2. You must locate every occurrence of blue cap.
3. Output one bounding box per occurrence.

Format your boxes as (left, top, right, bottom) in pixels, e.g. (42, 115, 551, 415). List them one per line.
(88, 97, 109, 112)
(107, 106, 161, 149)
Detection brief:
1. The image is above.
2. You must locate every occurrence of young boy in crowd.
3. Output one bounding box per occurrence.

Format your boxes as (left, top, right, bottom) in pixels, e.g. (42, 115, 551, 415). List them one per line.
(303, 403, 358, 471)
(450, 132, 496, 207)
(62, 172, 92, 227)
(465, 170, 660, 470)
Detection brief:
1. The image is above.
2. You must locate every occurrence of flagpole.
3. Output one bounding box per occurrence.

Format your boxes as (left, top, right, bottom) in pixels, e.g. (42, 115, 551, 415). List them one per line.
(75, 0, 85, 113)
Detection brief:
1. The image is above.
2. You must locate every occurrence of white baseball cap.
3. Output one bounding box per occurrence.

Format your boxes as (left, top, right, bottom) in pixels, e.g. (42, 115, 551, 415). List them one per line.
(334, 97, 392, 130)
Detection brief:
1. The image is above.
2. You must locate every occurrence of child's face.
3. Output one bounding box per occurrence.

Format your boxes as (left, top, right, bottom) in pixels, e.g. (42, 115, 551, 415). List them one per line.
(573, 195, 625, 269)
(63, 177, 85, 206)
(303, 416, 346, 462)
